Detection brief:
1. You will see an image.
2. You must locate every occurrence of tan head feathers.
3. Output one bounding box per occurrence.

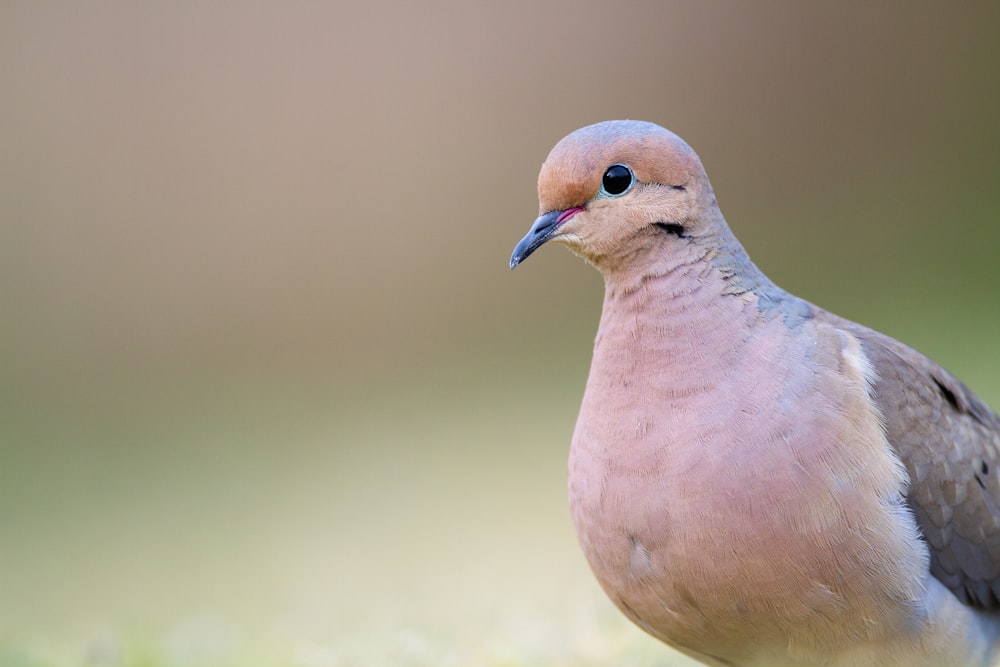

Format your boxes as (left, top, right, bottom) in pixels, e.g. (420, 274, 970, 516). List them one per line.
(537, 120, 706, 214)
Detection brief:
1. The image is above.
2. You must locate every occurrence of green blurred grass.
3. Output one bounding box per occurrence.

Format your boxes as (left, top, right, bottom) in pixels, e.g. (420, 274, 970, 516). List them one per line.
(1, 358, 699, 667)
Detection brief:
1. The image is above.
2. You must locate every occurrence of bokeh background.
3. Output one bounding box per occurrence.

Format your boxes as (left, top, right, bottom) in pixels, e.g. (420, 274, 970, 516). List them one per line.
(2, 2, 999, 665)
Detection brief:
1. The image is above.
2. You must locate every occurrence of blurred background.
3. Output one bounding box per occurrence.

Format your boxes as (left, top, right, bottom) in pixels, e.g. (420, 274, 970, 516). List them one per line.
(2, 2, 999, 665)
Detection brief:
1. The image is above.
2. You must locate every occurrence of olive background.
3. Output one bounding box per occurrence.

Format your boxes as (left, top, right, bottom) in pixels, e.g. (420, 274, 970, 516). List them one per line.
(2, 2, 999, 664)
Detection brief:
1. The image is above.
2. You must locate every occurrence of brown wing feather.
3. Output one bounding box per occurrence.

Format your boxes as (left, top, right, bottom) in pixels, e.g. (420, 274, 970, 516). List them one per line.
(824, 313, 1000, 608)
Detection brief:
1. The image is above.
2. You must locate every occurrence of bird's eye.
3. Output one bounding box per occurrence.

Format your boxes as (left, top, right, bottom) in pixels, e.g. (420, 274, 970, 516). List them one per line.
(600, 164, 635, 197)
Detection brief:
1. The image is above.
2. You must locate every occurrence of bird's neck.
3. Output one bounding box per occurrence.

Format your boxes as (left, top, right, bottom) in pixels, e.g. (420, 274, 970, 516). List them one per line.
(599, 224, 777, 331)
(596, 253, 756, 378)
(590, 229, 807, 402)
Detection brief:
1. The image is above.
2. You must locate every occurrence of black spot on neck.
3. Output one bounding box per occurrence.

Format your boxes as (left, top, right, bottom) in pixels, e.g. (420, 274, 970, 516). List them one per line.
(654, 222, 686, 237)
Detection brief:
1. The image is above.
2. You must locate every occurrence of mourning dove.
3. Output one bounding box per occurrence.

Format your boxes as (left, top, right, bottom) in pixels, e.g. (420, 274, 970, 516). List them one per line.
(509, 120, 1000, 666)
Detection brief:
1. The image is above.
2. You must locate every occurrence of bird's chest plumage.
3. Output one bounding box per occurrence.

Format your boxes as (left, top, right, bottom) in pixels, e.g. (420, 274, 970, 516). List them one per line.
(567, 304, 929, 663)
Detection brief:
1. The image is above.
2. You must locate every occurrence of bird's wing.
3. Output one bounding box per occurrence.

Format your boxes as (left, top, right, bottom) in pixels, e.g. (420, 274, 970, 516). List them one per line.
(838, 317, 1000, 608)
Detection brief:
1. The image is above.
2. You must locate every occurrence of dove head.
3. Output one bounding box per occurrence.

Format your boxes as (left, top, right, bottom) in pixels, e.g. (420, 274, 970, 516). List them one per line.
(510, 120, 725, 273)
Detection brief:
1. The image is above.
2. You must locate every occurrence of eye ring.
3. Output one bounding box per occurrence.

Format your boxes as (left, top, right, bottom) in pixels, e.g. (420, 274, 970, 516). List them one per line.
(600, 164, 635, 197)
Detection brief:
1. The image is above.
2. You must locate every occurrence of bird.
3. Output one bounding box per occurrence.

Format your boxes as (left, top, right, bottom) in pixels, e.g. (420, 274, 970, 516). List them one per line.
(509, 120, 1000, 666)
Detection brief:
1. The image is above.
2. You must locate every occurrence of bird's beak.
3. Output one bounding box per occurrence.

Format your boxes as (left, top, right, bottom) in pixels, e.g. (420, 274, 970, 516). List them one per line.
(509, 207, 583, 269)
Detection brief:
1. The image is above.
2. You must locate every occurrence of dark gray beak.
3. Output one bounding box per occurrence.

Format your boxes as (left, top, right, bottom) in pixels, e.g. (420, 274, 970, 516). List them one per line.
(509, 209, 566, 269)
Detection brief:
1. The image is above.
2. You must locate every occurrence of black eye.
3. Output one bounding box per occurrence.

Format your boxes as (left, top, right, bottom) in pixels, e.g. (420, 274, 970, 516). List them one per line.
(600, 164, 635, 197)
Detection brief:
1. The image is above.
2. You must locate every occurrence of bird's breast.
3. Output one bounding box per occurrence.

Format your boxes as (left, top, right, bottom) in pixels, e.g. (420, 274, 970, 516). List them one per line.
(567, 300, 929, 661)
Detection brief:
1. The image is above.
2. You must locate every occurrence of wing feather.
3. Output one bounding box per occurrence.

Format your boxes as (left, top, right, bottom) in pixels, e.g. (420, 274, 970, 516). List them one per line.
(823, 312, 1000, 608)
